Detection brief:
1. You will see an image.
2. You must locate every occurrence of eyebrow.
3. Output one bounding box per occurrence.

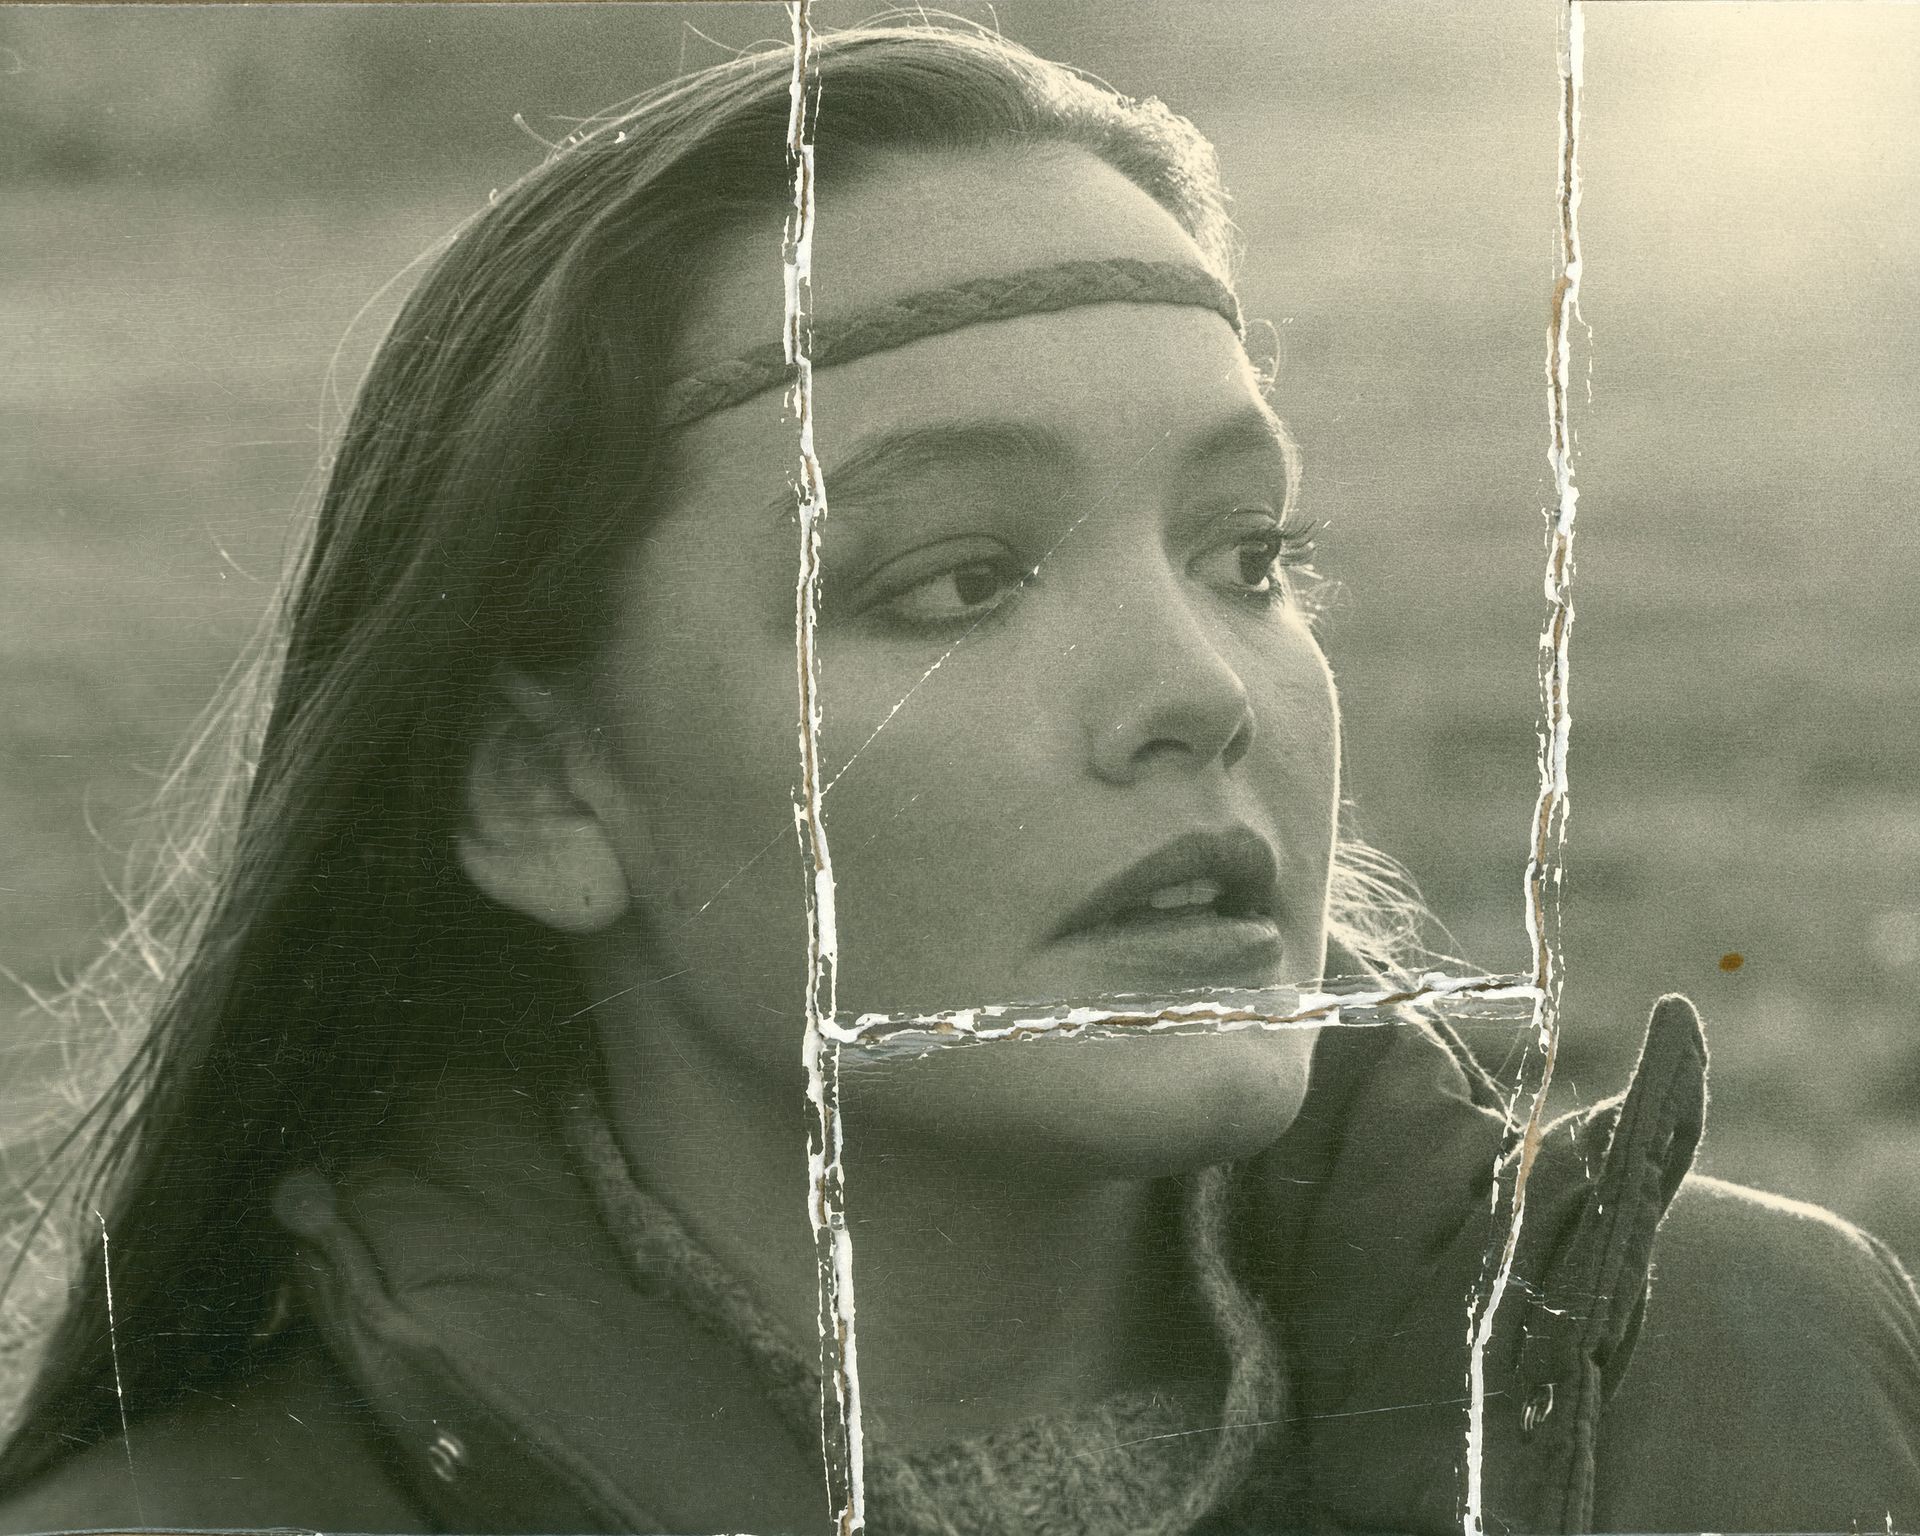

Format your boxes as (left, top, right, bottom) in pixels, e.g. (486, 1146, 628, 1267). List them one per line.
(1167, 404, 1296, 479)
(769, 404, 1296, 520)
(770, 419, 1074, 521)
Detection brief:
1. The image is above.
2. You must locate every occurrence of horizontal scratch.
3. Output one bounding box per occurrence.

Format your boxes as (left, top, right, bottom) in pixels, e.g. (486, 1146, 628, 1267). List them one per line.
(1076, 1415, 1289, 1457)
(1302, 1392, 1480, 1422)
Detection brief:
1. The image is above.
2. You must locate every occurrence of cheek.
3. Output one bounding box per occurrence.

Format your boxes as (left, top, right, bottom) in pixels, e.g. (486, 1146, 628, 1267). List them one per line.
(1241, 622, 1341, 795)
(1240, 627, 1342, 924)
(595, 546, 802, 922)
(816, 661, 1046, 1001)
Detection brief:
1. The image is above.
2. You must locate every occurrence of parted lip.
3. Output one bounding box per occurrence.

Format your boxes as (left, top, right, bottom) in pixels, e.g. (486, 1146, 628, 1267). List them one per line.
(1049, 826, 1281, 941)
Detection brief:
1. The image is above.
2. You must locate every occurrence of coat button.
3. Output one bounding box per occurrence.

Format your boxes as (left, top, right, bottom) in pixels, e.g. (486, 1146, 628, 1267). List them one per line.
(426, 1430, 466, 1482)
(1521, 1382, 1556, 1435)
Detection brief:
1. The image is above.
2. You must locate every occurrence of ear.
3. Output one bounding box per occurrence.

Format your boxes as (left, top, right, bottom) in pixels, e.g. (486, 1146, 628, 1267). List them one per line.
(455, 668, 632, 935)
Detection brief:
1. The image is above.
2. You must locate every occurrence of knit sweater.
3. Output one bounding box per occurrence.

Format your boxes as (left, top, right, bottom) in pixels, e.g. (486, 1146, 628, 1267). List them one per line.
(562, 1096, 1290, 1536)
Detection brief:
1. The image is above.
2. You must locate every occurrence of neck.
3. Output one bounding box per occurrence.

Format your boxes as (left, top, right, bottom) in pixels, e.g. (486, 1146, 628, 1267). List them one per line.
(598, 1003, 1215, 1447)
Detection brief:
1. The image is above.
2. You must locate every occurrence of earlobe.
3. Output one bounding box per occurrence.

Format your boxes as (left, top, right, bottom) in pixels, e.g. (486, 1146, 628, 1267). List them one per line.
(457, 820, 631, 935)
(455, 670, 633, 935)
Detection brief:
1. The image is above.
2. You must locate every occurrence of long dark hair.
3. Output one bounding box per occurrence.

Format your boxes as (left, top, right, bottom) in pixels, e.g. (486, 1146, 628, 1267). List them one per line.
(0, 19, 1428, 1481)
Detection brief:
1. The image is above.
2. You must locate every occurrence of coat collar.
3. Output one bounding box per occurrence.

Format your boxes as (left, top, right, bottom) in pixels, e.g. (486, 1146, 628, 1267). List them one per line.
(1240, 996, 1708, 1532)
(273, 999, 1706, 1534)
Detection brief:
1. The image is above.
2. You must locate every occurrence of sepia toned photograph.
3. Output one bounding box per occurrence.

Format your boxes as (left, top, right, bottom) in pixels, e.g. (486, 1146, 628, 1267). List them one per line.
(0, 2, 1916, 1531)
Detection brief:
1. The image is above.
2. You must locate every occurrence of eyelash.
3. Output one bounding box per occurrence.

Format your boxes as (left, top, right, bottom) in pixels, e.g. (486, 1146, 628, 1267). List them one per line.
(1222, 515, 1321, 605)
(863, 552, 1036, 636)
(858, 512, 1322, 636)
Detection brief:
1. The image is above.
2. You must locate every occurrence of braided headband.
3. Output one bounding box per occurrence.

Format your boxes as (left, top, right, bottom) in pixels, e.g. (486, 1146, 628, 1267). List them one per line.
(658, 256, 1244, 431)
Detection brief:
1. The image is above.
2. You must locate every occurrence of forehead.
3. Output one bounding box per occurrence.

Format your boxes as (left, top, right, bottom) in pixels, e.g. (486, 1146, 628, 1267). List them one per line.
(661, 146, 1263, 499)
(670, 144, 1218, 372)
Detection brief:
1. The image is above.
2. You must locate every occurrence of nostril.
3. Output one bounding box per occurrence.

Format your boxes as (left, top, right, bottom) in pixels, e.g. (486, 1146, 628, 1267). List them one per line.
(1129, 736, 1200, 775)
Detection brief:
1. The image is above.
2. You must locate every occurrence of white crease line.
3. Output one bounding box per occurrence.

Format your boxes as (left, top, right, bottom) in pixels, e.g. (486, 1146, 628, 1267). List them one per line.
(1464, 4, 1584, 1531)
(95, 1208, 143, 1523)
(829, 972, 1540, 1054)
(783, 4, 864, 1531)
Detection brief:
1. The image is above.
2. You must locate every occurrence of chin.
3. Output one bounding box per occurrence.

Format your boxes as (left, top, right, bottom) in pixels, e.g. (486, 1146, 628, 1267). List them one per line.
(841, 1026, 1318, 1179)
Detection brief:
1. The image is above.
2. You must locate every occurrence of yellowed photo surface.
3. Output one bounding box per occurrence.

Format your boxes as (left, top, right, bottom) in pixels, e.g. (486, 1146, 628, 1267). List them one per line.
(1, 3, 1916, 1531)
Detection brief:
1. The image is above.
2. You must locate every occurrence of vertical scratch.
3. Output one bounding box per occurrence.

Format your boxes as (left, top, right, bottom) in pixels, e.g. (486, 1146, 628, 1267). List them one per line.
(784, 3, 865, 1532)
(94, 1209, 143, 1521)
(1463, 2, 1583, 1531)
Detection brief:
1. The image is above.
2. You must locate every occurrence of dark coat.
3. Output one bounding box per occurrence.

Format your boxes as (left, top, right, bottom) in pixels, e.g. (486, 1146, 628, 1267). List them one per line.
(3, 996, 1918, 1533)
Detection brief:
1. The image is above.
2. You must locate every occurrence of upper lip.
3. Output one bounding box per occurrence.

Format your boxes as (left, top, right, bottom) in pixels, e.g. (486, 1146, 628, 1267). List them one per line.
(1050, 826, 1281, 940)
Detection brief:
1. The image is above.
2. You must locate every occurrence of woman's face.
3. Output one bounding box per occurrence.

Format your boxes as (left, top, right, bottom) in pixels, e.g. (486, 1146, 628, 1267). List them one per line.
(586, 145, 1339, 1173)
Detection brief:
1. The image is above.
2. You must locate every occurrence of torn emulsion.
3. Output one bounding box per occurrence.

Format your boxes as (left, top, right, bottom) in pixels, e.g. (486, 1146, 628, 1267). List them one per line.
(833, 973, 1540, 1059)
(1464, 3, 1585, 1531)
(782, 3, 865, 1533)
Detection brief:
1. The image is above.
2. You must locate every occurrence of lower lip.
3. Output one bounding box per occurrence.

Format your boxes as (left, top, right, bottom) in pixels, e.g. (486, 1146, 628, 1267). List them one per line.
(1048, 911, 1286, 988)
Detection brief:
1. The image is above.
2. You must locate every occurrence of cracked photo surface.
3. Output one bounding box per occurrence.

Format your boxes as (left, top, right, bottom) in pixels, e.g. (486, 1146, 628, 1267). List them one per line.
(1, 3, 1918, 1533)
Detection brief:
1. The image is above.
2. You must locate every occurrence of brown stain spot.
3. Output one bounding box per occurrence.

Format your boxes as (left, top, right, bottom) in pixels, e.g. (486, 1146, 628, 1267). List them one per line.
(1718, 952, 1745, 972)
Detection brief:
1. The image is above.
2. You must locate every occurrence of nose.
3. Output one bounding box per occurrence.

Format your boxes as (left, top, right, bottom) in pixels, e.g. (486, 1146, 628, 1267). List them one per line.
(1083, 585, 1257, 785)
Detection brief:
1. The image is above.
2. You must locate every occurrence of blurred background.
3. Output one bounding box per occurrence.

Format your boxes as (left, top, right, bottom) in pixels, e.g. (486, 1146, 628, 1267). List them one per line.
(1, 1, 1915, 1271)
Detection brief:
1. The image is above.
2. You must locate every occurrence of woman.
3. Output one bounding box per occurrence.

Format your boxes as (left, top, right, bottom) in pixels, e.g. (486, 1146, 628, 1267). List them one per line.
(1, 22, 1916, 1534)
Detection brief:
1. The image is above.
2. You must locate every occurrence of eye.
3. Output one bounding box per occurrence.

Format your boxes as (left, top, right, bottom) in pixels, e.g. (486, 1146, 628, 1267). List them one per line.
(866, 550, 1034, 631)
(1192, 514, 1320, 605)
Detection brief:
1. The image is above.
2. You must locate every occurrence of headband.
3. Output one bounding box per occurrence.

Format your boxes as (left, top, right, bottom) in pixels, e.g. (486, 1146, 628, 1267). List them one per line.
(658, 256, 1244, 431)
